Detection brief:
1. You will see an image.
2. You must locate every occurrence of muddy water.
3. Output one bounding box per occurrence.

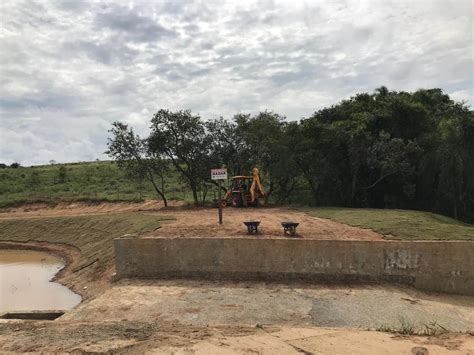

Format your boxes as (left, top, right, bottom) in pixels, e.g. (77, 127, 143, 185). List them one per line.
(0, 250, 81, 312)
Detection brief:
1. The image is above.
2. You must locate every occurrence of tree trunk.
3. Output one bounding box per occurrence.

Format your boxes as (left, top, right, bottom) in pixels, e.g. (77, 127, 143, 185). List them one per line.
(160, 174, 165, 196)
(151, 179, 168, 207)
(264, 180, 274, 205)
(147, 171, 168, 207)
(360, 171, 395, 190)
(453, 174, 458, 220)
(304, 174, 318, 206)
(350, 173, 357, 207)
(202, 185, 208, 205)
(190, 182, 199, 206)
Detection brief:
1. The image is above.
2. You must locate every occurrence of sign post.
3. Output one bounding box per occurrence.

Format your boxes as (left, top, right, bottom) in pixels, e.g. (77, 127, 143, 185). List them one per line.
(218, 180, 223, 224)
(211, 168, 227, 225)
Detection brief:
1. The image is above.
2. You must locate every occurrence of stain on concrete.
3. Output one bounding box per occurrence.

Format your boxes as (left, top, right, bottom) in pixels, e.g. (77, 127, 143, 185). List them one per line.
(384, 250, 420, 270)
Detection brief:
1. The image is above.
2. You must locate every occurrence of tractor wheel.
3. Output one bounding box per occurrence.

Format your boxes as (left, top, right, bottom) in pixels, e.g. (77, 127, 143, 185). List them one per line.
(235, 194, 243, 207)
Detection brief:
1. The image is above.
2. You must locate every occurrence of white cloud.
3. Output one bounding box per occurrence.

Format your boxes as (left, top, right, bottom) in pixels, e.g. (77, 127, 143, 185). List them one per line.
(0, 0, 472, 165)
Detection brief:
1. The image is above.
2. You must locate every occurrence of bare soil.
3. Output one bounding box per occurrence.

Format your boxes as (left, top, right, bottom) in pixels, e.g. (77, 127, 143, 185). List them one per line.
(0, 201, 383, 240)
(0, 320, 472, 353)
(0, 200, 174, 219)
(146, 206, 384, 240)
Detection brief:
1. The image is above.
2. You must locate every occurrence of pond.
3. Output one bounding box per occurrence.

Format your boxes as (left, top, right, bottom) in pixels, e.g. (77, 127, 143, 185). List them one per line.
(0, 249, 81, 313)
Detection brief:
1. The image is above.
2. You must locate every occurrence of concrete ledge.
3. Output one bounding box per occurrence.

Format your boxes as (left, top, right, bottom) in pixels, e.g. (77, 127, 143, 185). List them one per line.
(0, 310, 65, 320)
(114, 238, 474, 296)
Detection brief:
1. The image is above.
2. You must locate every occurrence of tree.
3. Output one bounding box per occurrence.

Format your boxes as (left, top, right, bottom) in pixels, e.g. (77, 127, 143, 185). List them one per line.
(106, 122, 168, 206)
(291, 116, 332, 206)
(206, 117, 251, 176)
(364, 132, 421, 206)
(10, 162, 20, 168)
(148, 109, 214, 206)
(271, 122, 301, 203)
(103, 87, 473, 221)
(436, 115, 471, 219)
(233, 111, 289, 204)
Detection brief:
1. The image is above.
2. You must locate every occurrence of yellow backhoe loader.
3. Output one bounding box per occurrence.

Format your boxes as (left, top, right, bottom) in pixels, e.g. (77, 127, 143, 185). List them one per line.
(222, 168, 265, 207)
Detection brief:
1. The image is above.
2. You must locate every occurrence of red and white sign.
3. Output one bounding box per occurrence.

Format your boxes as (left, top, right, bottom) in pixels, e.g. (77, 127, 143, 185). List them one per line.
(211, 168, 227, 180)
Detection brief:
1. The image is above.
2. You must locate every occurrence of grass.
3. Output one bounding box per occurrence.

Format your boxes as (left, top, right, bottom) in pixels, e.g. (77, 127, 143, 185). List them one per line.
(306, 208, 474, 240)
(0, 213, 171, 269)
(0, 161, 191, 208)
(377, 317, 449, 336)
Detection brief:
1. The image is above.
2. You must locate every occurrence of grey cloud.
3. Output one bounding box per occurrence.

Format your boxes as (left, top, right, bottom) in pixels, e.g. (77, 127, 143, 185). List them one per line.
(94, 4, 177, 43)
(0, 90, 79, 112)
(62, 39, 140, 65)
(153, 60, 213, 82)
(63, 40, 113, 65)
(177, 2, 216, 23)
(0, 0, 472, 165)
(53, 0, 91, 12)
(353, 26, 374, 42)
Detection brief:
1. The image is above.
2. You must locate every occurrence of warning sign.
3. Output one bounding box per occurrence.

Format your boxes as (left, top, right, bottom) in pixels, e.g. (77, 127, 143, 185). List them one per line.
(211, 168, 227, 180)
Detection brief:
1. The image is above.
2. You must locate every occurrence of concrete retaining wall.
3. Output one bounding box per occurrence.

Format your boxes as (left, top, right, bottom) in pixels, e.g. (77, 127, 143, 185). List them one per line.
(114, 238, 474, 296)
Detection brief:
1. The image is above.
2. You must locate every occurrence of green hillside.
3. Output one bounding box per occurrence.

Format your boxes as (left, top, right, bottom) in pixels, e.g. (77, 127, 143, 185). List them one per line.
(307, 208, 474, 240)
(0, 161, 188, 207)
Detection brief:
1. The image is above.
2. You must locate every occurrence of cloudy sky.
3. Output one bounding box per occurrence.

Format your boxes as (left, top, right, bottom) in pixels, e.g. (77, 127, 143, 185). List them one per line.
(0, 0, 472, 166)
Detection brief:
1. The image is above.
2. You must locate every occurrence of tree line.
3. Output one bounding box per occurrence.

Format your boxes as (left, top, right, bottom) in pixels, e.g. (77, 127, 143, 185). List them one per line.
(106, 87, 474, 222)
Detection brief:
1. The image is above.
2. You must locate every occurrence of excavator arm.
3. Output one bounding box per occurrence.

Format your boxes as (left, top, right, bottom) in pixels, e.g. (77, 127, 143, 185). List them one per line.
(250, 167, 265, 203)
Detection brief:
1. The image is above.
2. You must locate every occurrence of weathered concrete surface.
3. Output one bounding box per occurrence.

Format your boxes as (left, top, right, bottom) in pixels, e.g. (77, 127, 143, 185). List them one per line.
(114, 238, 474, 296)
(62, 280, 474, 331)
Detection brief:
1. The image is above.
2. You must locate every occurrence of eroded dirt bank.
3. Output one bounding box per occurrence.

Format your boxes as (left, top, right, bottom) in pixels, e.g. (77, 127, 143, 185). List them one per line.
(0, 200, 171, 219)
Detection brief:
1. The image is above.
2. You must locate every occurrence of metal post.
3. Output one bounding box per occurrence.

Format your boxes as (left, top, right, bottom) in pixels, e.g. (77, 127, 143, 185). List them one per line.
(218, 180, 223, 224)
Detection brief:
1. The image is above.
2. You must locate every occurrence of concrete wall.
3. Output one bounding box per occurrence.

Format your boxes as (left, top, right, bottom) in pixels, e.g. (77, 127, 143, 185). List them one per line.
(114, 238, 474, 296)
